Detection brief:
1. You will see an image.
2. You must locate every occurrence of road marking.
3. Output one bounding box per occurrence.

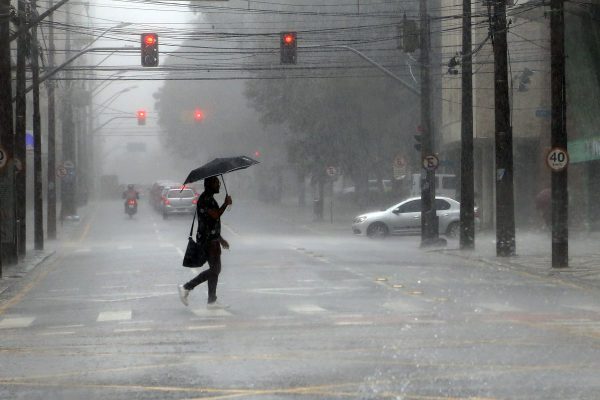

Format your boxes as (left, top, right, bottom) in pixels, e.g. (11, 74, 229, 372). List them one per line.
(101, 285, 128, 290)
(117, 245, 133, 250)
(289, 305, 327, 315)
(191, 308, 232, 317)
(0, 317, 35, 329)
(479, 303, 521, 312)
(113, 328, 152, 333)
(97, 311, 132, 322)
(335, 321, 373, 326)
(38, 331, 75, 336)
(73, 248, 91, 253)
(48, 324, 84, 329)
(186, 324, 227, 330)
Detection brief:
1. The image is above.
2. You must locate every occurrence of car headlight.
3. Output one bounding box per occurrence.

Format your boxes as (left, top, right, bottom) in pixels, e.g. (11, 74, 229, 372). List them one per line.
(354, 216, 368, 223)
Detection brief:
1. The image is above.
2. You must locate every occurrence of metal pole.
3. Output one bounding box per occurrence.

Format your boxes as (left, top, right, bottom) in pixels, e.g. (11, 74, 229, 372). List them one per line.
(15, 0, 27, 255)
(31, 0, 44, 250)
(492, 0, 516, 256)
(550, 0, 568, 268)
(0, 0, 15, 265)
(459, 0, 475, 249)
(419, 0, 438, 246)
(46, 0, 57, 239)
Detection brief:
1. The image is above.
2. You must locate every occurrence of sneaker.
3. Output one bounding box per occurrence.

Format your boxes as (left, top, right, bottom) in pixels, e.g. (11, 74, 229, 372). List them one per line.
(178, 285, 190, 306)
(207, 301, 230, 310)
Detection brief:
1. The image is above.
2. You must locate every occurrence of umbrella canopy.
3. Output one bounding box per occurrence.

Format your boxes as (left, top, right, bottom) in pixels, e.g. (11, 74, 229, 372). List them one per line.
(183, 156, 259, 186)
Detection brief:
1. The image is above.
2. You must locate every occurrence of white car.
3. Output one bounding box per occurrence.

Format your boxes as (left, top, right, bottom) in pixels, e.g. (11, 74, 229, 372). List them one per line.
(352, 196, 479, 238)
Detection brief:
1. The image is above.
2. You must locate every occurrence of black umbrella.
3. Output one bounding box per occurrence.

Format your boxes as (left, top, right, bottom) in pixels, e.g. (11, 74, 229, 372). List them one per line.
(182, 156, 259, 194)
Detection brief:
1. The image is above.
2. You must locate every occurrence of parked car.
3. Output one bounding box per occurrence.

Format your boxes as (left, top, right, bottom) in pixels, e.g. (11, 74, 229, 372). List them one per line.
(161, 187, 197, 219)
(352, 196, 480, 238)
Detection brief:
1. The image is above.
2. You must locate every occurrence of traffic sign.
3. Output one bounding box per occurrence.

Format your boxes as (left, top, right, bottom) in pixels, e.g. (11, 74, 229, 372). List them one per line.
(0, 146, 7, 171)
(546, 147, 569, 172)
(422, 155, 439, 171)
(56, 166, 68, 178)
(326, 166, 338, 177)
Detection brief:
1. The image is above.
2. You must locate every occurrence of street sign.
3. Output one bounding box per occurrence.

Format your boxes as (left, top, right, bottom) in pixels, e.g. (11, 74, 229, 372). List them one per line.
(56, 166, 68, 178)
(546, 147, 569, 172)
(0, 146, 7, 171)
(422, 155, 439, 171)
(326, 166, 337, 177)
(393, 155, 406, 168)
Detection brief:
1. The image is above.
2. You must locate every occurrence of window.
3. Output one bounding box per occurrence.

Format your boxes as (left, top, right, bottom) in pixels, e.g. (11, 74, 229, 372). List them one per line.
(435, 199, 451, 210)
(398, 200, 421, 213)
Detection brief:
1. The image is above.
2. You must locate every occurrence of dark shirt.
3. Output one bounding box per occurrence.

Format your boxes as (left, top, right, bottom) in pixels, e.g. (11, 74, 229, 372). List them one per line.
(197, 191, 220, 241)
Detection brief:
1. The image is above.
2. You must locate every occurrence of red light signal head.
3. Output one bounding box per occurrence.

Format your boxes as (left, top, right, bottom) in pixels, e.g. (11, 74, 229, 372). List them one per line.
(283, 33, 294, 45)
(194, 108, 204, 121)
(143, 34, 157, 46)
(254, 150, 261, 158)
(137, 110, 146, 118)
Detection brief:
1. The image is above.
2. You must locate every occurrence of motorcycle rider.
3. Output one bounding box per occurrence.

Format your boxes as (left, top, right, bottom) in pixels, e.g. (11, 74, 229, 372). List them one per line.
(122, 184, 140, 213)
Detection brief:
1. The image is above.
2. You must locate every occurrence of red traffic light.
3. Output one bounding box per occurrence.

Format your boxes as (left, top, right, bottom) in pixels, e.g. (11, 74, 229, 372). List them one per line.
(137, 110, 146, 125)
(143, 34, 157, 46)
(194, 108, 204, 122)
(254, 150, 261, 158)
(283, 33, 294, 45)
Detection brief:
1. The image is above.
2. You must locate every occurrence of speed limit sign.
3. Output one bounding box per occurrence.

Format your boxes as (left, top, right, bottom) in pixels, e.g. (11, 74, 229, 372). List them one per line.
(546, 147, 569, 172)
(422, 154, 439, 171)
(0, 146, 7, 171)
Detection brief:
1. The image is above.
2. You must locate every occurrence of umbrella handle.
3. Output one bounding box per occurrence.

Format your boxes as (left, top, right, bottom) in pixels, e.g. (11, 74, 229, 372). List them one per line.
(220, 175, 231, 211)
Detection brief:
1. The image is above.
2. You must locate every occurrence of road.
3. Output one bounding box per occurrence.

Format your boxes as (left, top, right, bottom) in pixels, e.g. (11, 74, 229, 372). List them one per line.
(0, 199, 599, 399)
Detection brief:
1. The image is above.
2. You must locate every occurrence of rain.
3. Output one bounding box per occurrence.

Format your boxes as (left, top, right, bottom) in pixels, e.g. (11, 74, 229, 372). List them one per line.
(0, 0, 599, 399)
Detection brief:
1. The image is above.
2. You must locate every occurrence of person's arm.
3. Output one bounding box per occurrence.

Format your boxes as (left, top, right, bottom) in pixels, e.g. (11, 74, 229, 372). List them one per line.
(207, 195, 232, 220)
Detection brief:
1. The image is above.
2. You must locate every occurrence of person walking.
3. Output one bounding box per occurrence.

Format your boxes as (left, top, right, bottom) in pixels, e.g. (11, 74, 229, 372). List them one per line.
(178, 176, 232, 308)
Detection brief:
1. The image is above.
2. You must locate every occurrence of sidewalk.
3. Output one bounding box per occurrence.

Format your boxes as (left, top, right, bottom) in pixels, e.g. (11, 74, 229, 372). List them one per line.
(269, 197, 600, 291)
(0, 205, 89, 297)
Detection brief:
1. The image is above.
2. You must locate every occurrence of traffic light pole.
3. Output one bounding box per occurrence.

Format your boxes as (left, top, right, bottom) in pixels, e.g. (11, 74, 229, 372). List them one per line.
(550, 0, 568, 268)
(460, 0, 475, 249)
(419, 0, 439, 246)
(492, 0, 516, 256)
(31, 0, 44, 250)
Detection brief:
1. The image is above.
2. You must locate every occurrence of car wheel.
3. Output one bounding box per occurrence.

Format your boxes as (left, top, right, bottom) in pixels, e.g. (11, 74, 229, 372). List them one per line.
(446, 222, 459, 238)
(367, 222, 388, 239)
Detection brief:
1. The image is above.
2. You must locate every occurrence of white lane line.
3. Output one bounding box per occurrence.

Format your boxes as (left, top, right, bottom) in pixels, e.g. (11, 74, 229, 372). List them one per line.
(101, 285, 128, 290)
(117, 245, 133, 250)
(38, 331, 76, 336)
(479, 303, 521, 312)
(48, 324, 84, 329)
(113, 328, 152, 333)
(0, 317, 35, 329)
(97, 311, 132, 322)
(49, 288, 80, 293)
(73, 248, 91, 254)
(289, 305, 327, 315)
(335, 321, 374, 326)
(186, 325, 227, 330)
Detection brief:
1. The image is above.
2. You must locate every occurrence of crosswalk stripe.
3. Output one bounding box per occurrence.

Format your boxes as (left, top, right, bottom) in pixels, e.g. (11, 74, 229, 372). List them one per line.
(289, 305, 327, 315)
(0, 317, 35, 329)
(192, 308, 232, 317)
(97, 311, 132, 322)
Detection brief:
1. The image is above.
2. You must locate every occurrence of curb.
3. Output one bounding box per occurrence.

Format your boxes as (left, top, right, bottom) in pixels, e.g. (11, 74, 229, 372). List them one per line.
(0, 250, 56, 296)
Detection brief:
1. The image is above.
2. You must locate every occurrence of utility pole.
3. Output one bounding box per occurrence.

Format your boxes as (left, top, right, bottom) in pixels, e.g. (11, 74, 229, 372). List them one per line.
(15, 0, 27, 255)
(31, 0, 43, 250)
(61, 4, 77, 219)
(459, 0, 475, 249)
(491, 0, 516, 256)
(419, 0, 439, 246)
(0, 0, 16, 266)
(550, 0, 568, 268)
(46, 0, 57, 239)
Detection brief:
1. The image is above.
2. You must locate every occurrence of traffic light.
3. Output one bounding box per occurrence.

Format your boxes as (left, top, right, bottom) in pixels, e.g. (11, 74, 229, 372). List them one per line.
(254, 150, 261, 158)
(280, 31, 297, 64)
(137, 110, 146, 125)
(414, 134, 422, 152)
(193, 108, 204, 122)
(141, 33, 159, 67)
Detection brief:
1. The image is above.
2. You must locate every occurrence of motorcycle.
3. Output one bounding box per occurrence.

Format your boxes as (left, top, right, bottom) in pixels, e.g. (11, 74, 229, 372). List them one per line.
(125, 198, 138, 218)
